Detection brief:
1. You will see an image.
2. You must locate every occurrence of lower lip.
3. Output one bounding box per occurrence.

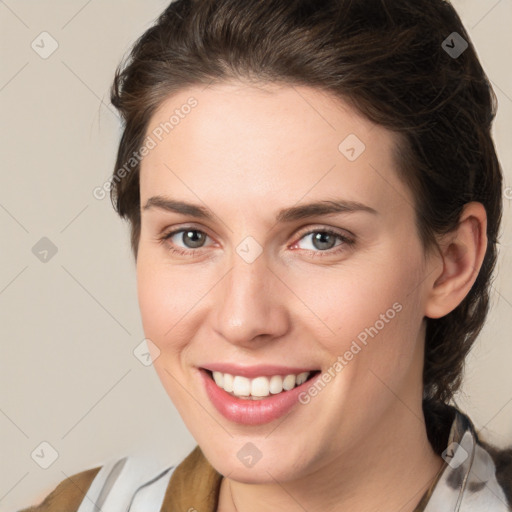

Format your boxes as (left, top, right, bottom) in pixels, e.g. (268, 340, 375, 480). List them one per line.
(200, 369, 320, 425)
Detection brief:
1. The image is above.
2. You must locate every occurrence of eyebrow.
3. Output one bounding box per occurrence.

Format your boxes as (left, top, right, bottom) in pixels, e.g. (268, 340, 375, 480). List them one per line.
(142, 196, 378, 222)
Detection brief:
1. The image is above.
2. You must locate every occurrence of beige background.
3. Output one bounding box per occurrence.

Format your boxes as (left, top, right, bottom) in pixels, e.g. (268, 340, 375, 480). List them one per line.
(1, 1, 511, 510)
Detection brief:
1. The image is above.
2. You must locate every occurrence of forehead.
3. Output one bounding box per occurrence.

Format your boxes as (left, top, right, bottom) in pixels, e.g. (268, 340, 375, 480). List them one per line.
(139, 81, 412, 219)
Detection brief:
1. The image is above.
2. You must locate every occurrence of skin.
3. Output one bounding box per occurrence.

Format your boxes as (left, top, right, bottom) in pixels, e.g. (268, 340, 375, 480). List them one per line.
(136, 81, 487, 512)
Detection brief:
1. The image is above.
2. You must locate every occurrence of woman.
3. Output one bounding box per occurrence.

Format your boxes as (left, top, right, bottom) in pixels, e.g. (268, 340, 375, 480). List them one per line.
(19, 0, 511, 510)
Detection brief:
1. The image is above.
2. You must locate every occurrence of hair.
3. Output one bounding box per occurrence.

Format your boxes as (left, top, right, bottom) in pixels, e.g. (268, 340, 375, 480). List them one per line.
(109, 0, 503, 449)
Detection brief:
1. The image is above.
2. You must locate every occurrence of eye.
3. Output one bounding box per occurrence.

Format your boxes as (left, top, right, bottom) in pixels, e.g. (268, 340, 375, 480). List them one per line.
(158, 226, 355, 258)
(158, 227, 212, 256)
(292, 228, 355, 257)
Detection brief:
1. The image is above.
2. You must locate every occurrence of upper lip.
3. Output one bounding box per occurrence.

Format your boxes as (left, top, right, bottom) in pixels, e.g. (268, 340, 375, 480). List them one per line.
(200, 363, 319, 378)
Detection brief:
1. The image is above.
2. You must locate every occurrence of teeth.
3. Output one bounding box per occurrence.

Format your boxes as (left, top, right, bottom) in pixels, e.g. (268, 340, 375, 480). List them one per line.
(251, 376, 270, 397)
(269, 375, 283, 394)
(210, 370, 312, 399)
(283, 374, 296, 391)
(296, 371, 309, 385)
(212, 371, 223, 387)
(233, 376, 251, 396)
(223, 373, 233, 392)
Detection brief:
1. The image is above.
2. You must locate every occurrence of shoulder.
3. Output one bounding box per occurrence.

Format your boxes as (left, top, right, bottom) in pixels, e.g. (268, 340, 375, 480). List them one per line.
(19, 452, 181, 511)
(478, 438, 512, 505)
(424, 401, 512, 507)
(18, 466, 102, 512)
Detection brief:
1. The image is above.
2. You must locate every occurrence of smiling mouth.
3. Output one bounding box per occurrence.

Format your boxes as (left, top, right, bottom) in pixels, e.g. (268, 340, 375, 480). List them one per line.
(203, 369, 321, 400)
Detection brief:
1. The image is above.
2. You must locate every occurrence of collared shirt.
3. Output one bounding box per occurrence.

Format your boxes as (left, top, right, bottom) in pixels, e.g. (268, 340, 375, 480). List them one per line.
(20, 408, 512, 511)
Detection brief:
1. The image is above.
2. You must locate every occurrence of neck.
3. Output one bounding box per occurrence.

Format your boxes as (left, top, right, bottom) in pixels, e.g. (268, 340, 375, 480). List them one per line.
(218, 400, 445, 512)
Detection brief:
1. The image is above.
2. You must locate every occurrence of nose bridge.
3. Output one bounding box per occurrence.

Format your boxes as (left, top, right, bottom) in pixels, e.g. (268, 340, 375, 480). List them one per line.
(213, 249, 288, 345)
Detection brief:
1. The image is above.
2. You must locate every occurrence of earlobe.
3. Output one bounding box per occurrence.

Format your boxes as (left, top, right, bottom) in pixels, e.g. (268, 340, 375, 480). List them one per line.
(424, 202, 488, 319)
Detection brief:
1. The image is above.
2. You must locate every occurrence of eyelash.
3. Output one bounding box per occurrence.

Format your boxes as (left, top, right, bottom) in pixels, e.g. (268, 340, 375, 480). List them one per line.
(157, 226, 355, 258)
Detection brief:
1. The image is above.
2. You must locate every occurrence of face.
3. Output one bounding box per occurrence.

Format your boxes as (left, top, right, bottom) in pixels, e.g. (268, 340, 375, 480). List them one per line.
(137, 81, 437, 483)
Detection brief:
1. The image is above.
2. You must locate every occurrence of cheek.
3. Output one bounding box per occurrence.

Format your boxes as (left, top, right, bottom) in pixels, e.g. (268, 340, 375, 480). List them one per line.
(295, 266, 424, 428)
(136, 257, 205, 407)
(289, 250, 424, 371)
(136, 254, 203, 352)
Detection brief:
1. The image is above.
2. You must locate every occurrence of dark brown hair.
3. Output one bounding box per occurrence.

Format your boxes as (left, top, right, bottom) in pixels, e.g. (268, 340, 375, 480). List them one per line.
(109, 0, 503, 443)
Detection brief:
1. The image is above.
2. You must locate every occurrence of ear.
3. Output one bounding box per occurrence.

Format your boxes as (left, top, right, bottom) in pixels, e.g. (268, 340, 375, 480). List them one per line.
(424, 202, 488, 319)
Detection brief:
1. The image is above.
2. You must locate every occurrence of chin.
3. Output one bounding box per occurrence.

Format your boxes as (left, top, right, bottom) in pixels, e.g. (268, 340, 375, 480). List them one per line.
(203, 440, 311, 483)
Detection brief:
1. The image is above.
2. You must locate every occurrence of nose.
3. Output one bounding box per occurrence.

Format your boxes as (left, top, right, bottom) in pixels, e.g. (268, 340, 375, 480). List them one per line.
(212, 252, 290, 348)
